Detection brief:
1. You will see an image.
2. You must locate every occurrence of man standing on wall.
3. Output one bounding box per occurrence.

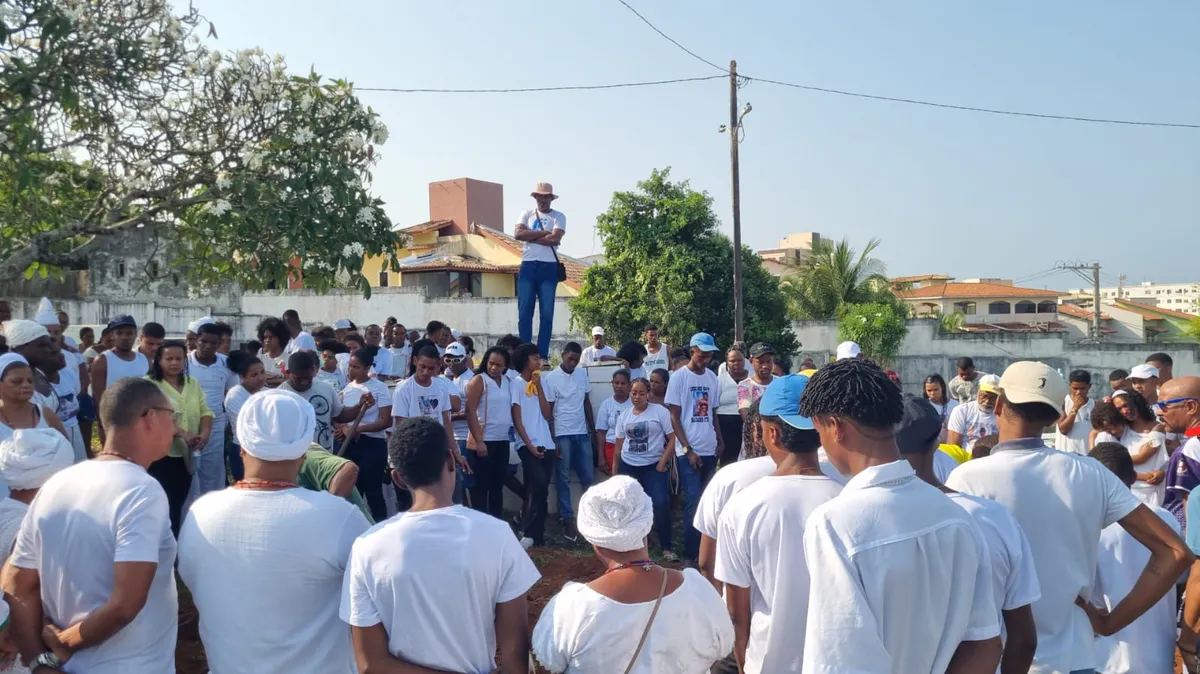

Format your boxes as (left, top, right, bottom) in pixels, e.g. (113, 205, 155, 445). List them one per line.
(514, 182, 565, 359)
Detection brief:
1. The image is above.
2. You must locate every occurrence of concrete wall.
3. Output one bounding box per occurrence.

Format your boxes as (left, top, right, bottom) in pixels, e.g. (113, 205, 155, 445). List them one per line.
(792, 319, 1199, 397)
(4, 298, 232, 339)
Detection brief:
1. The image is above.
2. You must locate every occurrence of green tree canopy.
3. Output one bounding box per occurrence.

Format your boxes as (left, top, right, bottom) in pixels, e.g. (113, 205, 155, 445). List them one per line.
(838, 302, 908, 364)
(569, 168, 797, 360)
(781, 237, 898, 319)
(0, 0, 400, 294)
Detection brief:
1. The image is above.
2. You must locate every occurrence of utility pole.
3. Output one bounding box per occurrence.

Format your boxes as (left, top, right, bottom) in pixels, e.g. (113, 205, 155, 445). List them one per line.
(1117, 273, 1125, 299)
(729, 59, 744, 342)
(1092, 262, 1102, 341)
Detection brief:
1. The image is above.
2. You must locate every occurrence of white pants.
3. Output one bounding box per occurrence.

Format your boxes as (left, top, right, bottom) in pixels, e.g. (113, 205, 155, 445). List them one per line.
(189, 417, 228, 499)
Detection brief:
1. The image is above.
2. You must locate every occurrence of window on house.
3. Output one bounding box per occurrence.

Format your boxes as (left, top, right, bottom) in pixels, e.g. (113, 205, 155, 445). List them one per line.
(1037, 301, 1057, 314)
(378, 270, 390, 288)
(988, 301, 1011, 315)
(116, 262, 126, 278)
(1015, 301, 1036, 314)
(172, 274, 180, 286)
(147, 261, 159, 277)
(447, 271, 483, 298)
(953, 301, 977, 315)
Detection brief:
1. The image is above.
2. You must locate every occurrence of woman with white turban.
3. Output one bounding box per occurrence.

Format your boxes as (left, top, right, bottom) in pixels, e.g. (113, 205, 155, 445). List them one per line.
(532, 476, 733, 673)
(0, 353, 67, 445)
(30, 300, 87, 462)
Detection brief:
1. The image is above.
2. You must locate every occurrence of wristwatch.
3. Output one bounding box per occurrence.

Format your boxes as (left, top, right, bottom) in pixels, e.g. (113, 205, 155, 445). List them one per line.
(35, 652, 62, 670)
(681, 445, 692, 455)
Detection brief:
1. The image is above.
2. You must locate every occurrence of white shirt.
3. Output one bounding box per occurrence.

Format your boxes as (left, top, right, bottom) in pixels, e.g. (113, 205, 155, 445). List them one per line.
(716, 370, 743, 415)
(595, 396, 633, 445)
(102, 349, 149, 387)
(946, 438, 1142, 673)
(518, 208, 566, 264)
(475, 374, 514, 442)
(285, 331, 316, 355)
(1091, 504, 1179, 674)
(715, 474, 842, 673)
(643, 343, 670, 372)
(316, 367, 347, 392)
(340, 505, 541, 674)
(803, 460, 1000, 673)
(389, 345, 412, 378)
(665, 366, 720, 456)
(179, 488, 370, 674)
(448, 370, 474, 441)
(370, 347, 393, 377)
(511, 376, 554, 450)
(533, 568, 732, 674)
(933, 448, 960, 483)
(1097, 427, 1168, 507)
(1054, 397, 1095, 456)
(188, 351, 238, 421)
(614, 404, 674, 467)
(693, 456, 777, 540)
(947, 400, 998, 451)
(11, 461, 177, 673)
(580, 345, 616, 366)
(391, 377, 451, 426)
(342, 378, 393, 439)
(541, 366, 592, 437)
(224, 385, 253, 444)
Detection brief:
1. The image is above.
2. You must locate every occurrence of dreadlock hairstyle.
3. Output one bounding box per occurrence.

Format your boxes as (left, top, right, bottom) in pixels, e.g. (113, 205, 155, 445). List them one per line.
(798, 357, 903, 430)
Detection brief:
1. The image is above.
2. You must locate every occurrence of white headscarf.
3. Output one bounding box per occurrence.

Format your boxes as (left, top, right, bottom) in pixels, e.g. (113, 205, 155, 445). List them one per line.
(34, 297, 59, 327)
(0, 429, 74, 489)
(188, 316, 215, 334)
(575, 475, 654, 552)
(2, 320, 49, 348)
(236, 389, 316, 462)
(0, 353, 29, 379)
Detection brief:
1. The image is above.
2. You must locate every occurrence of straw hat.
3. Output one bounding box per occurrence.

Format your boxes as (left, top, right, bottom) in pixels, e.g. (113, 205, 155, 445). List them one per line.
(531, 182, 558, 200)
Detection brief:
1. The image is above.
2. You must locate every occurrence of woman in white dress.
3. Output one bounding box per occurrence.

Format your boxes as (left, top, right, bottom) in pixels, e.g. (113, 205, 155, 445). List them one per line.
(533, 476, 733, 673)
(1093, 390, 1167, 506)
(0, 353, 68, 445)
(922, 374, 959, 444)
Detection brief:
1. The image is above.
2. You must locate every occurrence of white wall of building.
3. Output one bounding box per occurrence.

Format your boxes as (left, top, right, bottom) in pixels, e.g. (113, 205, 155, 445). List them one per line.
(1069, 281, 1199, 315)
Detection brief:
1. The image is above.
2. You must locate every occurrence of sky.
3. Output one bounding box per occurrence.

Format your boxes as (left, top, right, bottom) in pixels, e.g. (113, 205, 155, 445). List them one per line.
(193, 0, 1199, 290)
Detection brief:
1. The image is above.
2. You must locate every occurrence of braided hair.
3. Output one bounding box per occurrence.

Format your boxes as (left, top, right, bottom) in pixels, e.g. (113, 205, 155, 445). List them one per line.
(798, 358, 903, 430)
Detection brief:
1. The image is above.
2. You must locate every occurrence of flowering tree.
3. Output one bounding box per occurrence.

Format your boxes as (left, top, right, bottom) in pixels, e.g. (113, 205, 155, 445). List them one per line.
(0, 0, 400, 294)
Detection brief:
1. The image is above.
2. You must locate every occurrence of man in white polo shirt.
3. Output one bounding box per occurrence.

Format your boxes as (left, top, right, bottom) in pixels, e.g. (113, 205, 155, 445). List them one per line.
(798, 358, 1002, 673)
(514, 182, 566, 359)
(948, 361, 1193, 674)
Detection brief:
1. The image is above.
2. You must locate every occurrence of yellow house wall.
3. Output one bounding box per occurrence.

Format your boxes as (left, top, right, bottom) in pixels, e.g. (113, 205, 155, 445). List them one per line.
(481, 273, 514, 297)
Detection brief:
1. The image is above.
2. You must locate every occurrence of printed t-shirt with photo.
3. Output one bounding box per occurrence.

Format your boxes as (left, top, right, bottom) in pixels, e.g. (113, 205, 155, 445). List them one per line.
(614, 404, 673, 467)
(391, 376, 452, 426)
(596, 396, 633, 445)
(947, 401, 998, 451)
(279, 380, 344, 452)
(665, 366, 720, 456)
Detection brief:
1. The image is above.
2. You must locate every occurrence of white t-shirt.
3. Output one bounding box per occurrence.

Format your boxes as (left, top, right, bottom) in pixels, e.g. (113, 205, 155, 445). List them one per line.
(1096, 427, 1168, 507)
(933, 448, 960, 483)
(316, 367, 347, 392)
(188, 351, 238, 422)
(518, 208, 566, 264)
(580, 345, 616, 366)
(285, 331, 316, 355)
(448, 370, 474, 442)
(946, 492, 1042, 640)
(279, 380, 344, 452)
(342, 378, 393, 439)
(947, 400, 998, 451)
(802, 460, 999, 673)
(693, 456, 777, 540)
(946, 439, 1142, 673)
(511, 376, 554, 450)
(716, 370, 743, 415)
(391, 377, 451, 426)
(224, 384, 253, 444)
(614, 404, 675, 467)
(929, 399, 960, 442)
(532, 568, 733, 674)
(715, 474, 843, 674)
(340, 505, 541, 674)
(1054, 397, 1095, 456)
(11, 461, 177, 673)
(389, 345, 412, 378)
(643, 343, 670, 372)
(664, 366, 720, 456)
(541, 366, 592, 437)
(369, 347, 394, 378)
(1091, 504, 1180, 674)
(179, 488, 370, 674)
(596, 396, 633, 445)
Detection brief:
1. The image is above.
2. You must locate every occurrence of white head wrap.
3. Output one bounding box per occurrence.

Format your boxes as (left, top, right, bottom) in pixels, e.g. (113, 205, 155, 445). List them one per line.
(34, 298, 59, 327)
(236, 389, 316, 462)
(188, 316, 215, 334)
(575, 475, 654, 552)
(2, 320, 49, 348)
(0, 429, 74, 489)
(0, 353, 29, 379)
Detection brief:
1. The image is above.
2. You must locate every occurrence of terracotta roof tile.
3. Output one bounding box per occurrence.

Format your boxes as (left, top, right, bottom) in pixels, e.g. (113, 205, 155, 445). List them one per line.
(958, 321, 1066, 333)
(397, 219, 455, 235)
(472, 224, 585, 288)
(396, 254, 516, 274)
(895, 282, 1065, 300)
(888, 274, 954, 284)
(1114, 299, 1195, 321)
(1057, 303, 1112, 321)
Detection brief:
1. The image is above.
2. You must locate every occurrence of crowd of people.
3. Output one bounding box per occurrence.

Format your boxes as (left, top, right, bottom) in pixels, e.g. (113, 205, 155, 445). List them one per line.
(2, 287, 1200, 673)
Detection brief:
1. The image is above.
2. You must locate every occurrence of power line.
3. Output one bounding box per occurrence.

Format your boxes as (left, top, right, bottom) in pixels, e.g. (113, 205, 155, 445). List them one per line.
(355, 75, 725, 94)
(613, 0, 727, 73)
(744, 76, 1200, 129)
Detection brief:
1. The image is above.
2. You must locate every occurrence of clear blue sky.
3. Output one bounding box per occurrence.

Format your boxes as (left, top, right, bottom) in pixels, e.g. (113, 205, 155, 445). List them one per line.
(195, 0, 1199, 289)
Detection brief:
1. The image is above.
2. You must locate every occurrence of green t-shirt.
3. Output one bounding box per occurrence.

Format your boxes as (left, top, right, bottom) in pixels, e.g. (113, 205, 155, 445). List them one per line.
(298, 444, 374, 524)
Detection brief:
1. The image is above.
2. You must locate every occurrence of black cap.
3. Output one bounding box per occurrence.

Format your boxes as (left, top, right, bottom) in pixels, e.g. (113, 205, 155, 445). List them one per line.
(749, 342, 775, 358)
(105, 315, 136, 333)
(896, 394, 942, 454)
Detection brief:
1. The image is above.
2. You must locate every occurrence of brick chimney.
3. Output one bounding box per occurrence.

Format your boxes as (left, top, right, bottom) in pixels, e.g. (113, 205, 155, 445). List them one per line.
(428, 178, 505, 236)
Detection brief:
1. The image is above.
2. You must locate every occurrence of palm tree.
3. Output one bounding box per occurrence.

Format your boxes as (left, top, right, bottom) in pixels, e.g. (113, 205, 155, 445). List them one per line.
(781, 238, 894, 319)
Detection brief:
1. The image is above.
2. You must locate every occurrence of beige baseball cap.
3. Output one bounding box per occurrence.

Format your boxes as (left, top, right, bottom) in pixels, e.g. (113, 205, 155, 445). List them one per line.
(998, 361, 1067, 415)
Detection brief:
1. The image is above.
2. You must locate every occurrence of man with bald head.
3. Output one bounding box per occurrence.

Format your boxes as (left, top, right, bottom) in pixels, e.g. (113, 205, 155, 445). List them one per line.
(1161, 377, 1200, 531)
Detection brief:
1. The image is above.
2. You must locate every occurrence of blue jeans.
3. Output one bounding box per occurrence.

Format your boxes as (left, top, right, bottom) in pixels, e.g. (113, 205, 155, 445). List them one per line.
(518, 260, 558, 358)
(454, 439, 472, 505)
(679, 453, 719, 560)
(226, 438, 244, 483)
(619, 460, 672, 551)
(554, 434, 593, 521)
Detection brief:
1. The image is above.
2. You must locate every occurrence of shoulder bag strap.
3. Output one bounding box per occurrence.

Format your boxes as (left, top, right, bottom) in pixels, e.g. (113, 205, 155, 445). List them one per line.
(623, 569, 669, 674)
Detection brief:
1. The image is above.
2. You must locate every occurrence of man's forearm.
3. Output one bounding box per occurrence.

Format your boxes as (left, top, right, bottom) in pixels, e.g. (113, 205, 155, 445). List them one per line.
(946, 637, 1002, 674)
(698, 535, 720, 590)
(4, 585, 45, 662)
(669, 408, 690, 448)
(726, 587, 751, 672)
(1110, 548, 1193, 634)
(60, 598, 142, 652)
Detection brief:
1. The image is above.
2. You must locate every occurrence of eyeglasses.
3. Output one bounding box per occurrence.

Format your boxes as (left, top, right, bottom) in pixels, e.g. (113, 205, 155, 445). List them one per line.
(1154, 397, 1198, 412)
(142, 405, 176, 418)
(443, 356, 465, 364)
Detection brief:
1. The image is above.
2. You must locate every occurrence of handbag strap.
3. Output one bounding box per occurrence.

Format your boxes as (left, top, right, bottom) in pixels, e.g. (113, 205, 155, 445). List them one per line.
(623, 569, 669, 674)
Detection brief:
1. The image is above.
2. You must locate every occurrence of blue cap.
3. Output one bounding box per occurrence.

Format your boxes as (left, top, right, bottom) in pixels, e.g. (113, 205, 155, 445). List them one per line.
(688, 332, 719, 352)
(759, 374, 814, 430)
(104, 315, 136, 333)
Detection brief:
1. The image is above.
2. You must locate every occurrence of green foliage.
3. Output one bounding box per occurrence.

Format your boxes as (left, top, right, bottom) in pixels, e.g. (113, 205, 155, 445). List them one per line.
(939, 311, 966, 333)
(838, 302, 908, 364)
(780, 238, 898, 319)
(1185, 316, 1200, 343)
(568, 168, 797, 360)
(0, 0, 400, 294)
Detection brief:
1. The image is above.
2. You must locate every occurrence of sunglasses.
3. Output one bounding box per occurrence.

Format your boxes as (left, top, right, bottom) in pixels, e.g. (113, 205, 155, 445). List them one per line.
(1154, 397, 1198, 412)
(443, 355, 465, 364)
